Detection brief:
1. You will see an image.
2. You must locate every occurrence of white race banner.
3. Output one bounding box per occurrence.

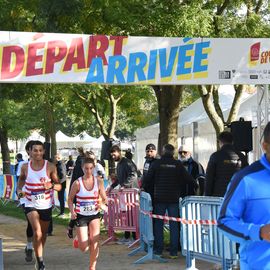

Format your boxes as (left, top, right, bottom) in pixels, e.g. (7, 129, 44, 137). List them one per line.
(0, 31, 270, 84)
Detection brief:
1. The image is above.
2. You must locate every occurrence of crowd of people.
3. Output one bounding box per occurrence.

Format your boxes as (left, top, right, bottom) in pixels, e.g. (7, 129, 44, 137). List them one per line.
(15, 126, 270, 269)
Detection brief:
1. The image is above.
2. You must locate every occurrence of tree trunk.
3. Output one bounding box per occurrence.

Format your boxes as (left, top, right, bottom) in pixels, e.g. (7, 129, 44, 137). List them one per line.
(153, 85, 183, 155)
(227, 85, 245, 123)
(44, 97, 57, 159)
(45, 132, 50, 143)
(50, 131, 57, 159)
(198, 85, 245, 149)
(0, 127, 11, 174)
(108, 98, 117, 139)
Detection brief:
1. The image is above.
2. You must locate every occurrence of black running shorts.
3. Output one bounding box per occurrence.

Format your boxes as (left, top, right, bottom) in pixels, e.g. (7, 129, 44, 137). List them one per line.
(24, 207, 52, 222)
(76, 213, 100, 227)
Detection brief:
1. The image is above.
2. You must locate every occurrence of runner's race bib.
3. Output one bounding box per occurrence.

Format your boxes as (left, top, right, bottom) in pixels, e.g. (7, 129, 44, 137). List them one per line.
(80, 201, 96, 215)
(31, 191, 46, 204)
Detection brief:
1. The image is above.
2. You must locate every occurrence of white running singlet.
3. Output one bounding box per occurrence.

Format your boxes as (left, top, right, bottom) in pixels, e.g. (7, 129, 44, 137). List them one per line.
(24, 160, 53, 209)
(75, 176, 99, 216)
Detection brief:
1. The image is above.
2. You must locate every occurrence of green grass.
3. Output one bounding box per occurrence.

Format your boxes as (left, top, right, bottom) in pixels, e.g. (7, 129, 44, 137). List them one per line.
(0, 201, 70, 226)
(0, 201, 26, 220)
(0, 201, 108, 233)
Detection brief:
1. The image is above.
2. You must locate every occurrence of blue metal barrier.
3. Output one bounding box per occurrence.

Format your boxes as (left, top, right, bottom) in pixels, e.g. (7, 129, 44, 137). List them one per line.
(10, 165, 15, 175)
(128, 191, 166, 264)
(180, 196, 237, 270)
(0, 176, 3, 198)
(0, 238, 3, 270)
(0, 175, 17, 205)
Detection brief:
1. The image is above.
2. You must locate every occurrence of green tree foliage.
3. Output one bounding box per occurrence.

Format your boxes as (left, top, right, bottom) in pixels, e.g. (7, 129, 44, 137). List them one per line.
(93, 0, 269, 149)
(1, 0, 270, 158)
(70, 84, 157, 140)
(0, 84, 38, 173)
(81, 0, 214, 151)
(196, 0, 270, 145)
(0, 0, 159, 153)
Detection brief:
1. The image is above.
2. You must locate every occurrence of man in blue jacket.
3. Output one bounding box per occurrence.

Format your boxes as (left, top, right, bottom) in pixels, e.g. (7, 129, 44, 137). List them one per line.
(218, 122, 270, 270)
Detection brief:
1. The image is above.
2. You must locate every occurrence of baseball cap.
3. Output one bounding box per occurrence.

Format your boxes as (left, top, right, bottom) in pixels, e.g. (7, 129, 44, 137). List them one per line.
(145, 143, 156, 151)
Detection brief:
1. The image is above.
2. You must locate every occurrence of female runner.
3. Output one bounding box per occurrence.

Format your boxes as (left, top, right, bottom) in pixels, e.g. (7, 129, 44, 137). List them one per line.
(68, 157, 107, 270)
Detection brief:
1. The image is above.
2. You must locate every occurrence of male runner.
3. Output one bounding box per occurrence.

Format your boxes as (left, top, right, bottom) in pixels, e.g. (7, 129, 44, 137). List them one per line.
(17, 140, 61, 270)
(17, 140, 34, 262)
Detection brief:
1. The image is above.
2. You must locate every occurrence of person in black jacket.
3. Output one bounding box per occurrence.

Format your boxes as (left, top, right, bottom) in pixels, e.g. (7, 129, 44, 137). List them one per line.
(108, 145, 138, 190)
(69, 147, 85, 190)
(66, 155, 74, 176)
(141, 143, 157, 198)
(205, 131, 249, 197)
(54, 154, 66, 217)
(108, 145, 138, 244)
(178, 145, 205, 196)
(144, 144, 198, 258)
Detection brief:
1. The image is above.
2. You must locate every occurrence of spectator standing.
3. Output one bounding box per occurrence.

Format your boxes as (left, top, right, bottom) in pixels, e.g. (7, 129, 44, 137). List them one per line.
(66, 155, 74, 176)
(108, 145, 138, 190)
(87, 151, 106, 179)
(69, 147, 85, 190)
(178, 145, 205, 196)
(108, 145, 138, 244)
(205, 131, 248, 196)
(218, 122, 270, 269)
(125, 149, 141, 187)
(141, 143, 157, 198)
(144, 144, 198, 258)
(15, 153, 24, 181)
(55, 154, 66, 217)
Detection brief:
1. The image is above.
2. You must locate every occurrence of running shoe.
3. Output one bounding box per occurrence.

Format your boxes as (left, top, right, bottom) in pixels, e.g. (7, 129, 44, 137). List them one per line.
(25, 246, 33, 262)
(35, 262, 45, 270)
(73, 237, 79, 248)
(66, 227, 73, 239)
(169, 255, 178, 259)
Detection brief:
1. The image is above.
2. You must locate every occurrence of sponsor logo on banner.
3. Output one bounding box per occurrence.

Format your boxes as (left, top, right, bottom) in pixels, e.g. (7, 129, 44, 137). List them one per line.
(249, 42, 260, 66)
(248, 42, 270, 67)
(218, 70, 231, 79)
(250, 75, 258, 79)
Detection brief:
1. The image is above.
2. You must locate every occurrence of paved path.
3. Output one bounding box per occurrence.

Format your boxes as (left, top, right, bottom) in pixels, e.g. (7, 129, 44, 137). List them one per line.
(0, 214, 215, 270)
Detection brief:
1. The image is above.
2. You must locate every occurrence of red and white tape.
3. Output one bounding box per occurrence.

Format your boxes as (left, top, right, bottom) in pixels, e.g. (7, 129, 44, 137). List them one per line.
(140, 210, 217, 225)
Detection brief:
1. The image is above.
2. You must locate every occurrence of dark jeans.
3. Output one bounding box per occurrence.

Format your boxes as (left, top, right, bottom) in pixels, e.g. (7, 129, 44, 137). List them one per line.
(58, 181, 66, 214)
(153, 203, 179, 256)
(124, 231, 136, 240)
(48, 218, 53, 234)
(22, 206, 33, 238)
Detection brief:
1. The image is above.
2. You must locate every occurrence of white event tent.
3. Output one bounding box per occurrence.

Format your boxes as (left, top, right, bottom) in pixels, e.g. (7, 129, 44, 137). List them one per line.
(55, 131, 96, 149)
(135, 85, 259, 170)
(83, 136, 133, 158)
(14, 131, 96, 155)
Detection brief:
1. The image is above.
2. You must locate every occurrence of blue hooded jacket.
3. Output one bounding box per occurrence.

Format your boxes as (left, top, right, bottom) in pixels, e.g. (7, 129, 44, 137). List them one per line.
(218, 154, 270, 270)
